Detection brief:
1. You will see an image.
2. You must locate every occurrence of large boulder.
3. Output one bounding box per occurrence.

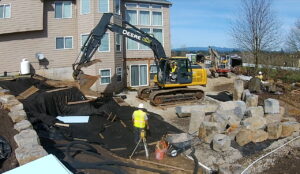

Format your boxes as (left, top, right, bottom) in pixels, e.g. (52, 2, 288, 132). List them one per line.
(8, 110, 27, 123)
(246, 106, 264, 117)
(176, 104, 218, 117)
(211, 112, 229, 130)
(15, 145, 48, 165)
(248, 77, 262, 93)
(246, 94, 258, 107)
(14, 129, 40, 147)
(188, 110, 205, 134)
(236, 128, 252, 146)
(252, 130, 268, 143)
(267, 122, 282, 139)
(0, 94, 15, 104)
(242, 89, 251, 101)
(216, 101, 246, 120)
(233, 79, 244, 101)
(213, 134, 231, 152)
(14, 120, 33, 132)
(198, 122, 223, 144)
(264, 98, 280, 114)
(281, 122, 300, 137)
(241, 116, 267, 130)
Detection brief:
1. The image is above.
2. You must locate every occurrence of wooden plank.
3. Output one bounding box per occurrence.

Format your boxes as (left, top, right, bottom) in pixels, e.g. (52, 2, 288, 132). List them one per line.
(120, 120, 127, 128)
(54, 123, 70, 127)
(110, 147, 127, 151)
(17, 86, 39, 99)
(46, 87, 71, 93)
(135, 158, 193, 172)
(99, 133, 105, 139)
(67, 99, 93, 105)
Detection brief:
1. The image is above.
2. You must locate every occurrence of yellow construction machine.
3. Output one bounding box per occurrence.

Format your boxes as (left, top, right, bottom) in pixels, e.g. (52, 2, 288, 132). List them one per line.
(72, 13, 207, 105)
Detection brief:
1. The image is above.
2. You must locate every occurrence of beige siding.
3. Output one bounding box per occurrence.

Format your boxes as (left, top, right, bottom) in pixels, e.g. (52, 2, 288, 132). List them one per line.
(0, 0, 43, 34)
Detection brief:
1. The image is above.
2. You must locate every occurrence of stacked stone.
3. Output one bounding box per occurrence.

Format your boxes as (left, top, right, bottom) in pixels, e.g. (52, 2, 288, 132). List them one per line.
(0, 89, 48, 165)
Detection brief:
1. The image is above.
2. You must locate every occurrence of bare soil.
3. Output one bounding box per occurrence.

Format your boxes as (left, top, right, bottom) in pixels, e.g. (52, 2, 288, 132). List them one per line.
(0, 109, 18, 173)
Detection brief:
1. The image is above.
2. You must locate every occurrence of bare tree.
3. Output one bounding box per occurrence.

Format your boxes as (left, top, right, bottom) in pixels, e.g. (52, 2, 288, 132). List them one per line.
(287, 19, 300, 52)
(231, 0, 280, 67)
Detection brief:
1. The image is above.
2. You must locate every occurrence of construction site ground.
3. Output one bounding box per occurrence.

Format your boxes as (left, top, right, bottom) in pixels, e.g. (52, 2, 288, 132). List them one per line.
(1, 74, 300, 173)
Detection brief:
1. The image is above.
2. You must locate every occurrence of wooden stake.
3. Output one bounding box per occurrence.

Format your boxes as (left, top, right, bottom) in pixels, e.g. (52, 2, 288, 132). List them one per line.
(120, 120, 127, 127)
(99, 133, 104, 139)
(73, 138, 87, 141)
(111, 115, 117, 122)
(55, 123, 70, 127)
(110, 147, 127, 151)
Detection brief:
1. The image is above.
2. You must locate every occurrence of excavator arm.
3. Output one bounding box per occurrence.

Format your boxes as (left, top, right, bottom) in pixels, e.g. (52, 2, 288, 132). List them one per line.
(72, 13, 166, 87)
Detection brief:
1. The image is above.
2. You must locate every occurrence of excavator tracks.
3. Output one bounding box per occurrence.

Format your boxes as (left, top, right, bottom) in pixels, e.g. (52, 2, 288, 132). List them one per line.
(138, 87, 204, 106)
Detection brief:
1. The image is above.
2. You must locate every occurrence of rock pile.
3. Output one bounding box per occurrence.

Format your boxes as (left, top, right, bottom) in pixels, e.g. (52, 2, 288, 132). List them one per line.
(0, 88, 48, 165)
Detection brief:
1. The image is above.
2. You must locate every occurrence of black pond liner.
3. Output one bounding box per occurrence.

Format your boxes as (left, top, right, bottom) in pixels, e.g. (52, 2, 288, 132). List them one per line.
(0, 77, 182, 158)
(207, 91, 233, 102)
(231, 139, 277, 156)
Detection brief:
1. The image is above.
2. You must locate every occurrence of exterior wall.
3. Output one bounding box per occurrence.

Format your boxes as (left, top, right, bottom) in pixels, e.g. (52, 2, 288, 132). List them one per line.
(0, 0, 171, 92)
(0, 0, 43, 34)
(123, 1, 171, 87)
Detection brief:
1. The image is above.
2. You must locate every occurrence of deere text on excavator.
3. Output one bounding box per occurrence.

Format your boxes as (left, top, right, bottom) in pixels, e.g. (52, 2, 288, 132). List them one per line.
(72, 13, 207, 105)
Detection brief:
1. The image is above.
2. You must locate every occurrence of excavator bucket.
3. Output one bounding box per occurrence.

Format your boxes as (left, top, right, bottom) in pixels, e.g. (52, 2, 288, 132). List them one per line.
(77, 73, 100, 97)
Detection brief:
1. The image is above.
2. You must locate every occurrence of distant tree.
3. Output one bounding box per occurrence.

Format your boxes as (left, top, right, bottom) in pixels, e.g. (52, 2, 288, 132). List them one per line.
(287, 19, 300, 52)
(230, 0, 280, 67)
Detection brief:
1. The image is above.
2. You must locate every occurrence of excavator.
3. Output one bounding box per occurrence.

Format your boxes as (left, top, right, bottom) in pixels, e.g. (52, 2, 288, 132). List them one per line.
(72, 13, 207, 106)
(208, 47, 231, 78)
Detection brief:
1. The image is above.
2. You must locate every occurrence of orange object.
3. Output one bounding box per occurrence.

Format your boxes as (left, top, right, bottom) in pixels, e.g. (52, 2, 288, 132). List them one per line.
(155, 140, 168, 160)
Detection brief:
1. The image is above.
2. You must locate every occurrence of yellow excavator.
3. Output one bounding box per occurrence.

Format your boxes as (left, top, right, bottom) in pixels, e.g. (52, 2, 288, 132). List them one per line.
(72, 13, 207, 105)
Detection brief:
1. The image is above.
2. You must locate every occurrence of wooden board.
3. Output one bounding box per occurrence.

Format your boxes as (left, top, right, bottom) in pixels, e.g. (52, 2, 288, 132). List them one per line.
(17, 86, 39, 99)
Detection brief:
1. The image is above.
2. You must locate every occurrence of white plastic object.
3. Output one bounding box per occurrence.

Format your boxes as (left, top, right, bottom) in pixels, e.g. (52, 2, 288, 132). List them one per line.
(20, 58, 30, 75)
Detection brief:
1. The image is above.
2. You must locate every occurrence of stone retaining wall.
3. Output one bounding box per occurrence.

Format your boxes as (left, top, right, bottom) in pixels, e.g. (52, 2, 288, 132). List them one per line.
(0, 88, 48, 166)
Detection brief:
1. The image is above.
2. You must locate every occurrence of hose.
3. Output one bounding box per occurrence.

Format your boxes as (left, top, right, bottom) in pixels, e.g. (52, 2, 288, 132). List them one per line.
(241, 135, 300, 174)
(60, 141, 169, 174)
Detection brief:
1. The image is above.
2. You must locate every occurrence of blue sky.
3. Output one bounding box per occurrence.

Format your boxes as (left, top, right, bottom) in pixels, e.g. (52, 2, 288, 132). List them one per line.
(170, 0, 300, 49)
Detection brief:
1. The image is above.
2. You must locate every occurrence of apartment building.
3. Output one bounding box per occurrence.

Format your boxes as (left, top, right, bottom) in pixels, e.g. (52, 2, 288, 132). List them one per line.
(0, 0, 171, 93)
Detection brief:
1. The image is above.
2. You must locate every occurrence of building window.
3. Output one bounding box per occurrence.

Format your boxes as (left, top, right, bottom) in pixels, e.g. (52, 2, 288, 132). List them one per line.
(152, 4, 162, 9)
(139, 11, 150, 26)
(152, 11, 162, 26)
(81, 0, 90, 14)
(81, 34, 89, 46)
(150, 64, 157, 80)
(139, 3, 150, 8)
(125, 3, 137, 8)
(116, 67, 122, 82)
(56, 37, 73, 49)
(100, 69, 111, 84)
(55, 2, 72, 18)
(153, 28, 163, 44)
(99, 0, 109, 13)
(127, 38, 138, 50)
(131, 65, 148, 86)
(99, 33, 110, 52)
(116, 34, 122, 52)
(126, 10, 137, 25)
(0, 4, 11, 19)
(139, 28, 151, 50)
(114, 0, 120, 15)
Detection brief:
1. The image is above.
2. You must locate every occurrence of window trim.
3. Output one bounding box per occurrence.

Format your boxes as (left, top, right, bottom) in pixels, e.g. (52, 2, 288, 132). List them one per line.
(152, 28, 164, 46)
(114, 0, 120, 15)
(99, 68, 112, 85)
(125, 3, 137, 8)
(55, 36, 73, 50)
(99, 0, 110, 13)
(115, 33, 122, 52)
(130, 64, 149, 87)
(126, 9, 138, 25)
(151, 4, 162, 9)
(139, 10, 151, 26)
(116, 67, 122, 82)
(54, 1, 72, 19)
(98, 32, 110, 52)
(0, 4, 11, 19)
(152, 11, 163, 26)
(139, 3, 150, 8)
(139, 28, 151, 50)
(80, 0, 90, 15)
(80, 33, 89, 46)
